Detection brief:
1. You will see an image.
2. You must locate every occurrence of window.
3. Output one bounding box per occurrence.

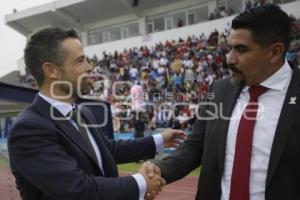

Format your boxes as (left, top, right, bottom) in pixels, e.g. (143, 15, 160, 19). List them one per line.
(88, 29, 103, 45)
(87, 21, 139, 44)
(147, 22, 154, 33)
(77, 32, 83, 42)
(189, 6, 208, 23)
(165, 17, 173, 30)
(88, 35, 95, 45)
(121, 27, 129, 39)
(151, 17, 165, 32)
(128, 23, 139, 37)
(172, 12, 186, 27)
(104, 31, 110, 42)
(274, 0, 294, 3)
(110, 27, 121, 41)
(188, 13, 195, 25)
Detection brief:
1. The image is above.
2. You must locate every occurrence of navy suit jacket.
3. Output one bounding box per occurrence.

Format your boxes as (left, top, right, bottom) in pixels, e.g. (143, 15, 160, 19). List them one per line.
(8, 95, 156, 200)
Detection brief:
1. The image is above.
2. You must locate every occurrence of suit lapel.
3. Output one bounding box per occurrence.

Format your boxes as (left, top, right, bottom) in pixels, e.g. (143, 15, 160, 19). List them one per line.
(266, 67, 300, 187)
(80, 107, 119, 177)
(216, 80, 243, 175)
(33, 96, 100, 169)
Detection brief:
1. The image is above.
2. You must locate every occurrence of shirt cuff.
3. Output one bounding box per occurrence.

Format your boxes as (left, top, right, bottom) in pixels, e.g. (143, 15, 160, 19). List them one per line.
(132, 173, 147, 200)
(153, 134, 164, 154)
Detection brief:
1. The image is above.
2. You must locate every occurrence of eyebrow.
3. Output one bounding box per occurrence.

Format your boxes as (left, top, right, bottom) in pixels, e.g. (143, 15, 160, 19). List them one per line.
(228, 44, 249, 50)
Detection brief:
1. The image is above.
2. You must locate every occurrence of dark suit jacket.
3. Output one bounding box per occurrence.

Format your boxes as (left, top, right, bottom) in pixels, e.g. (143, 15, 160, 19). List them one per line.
(156, 66, 300, 200)
(8, 95, 156, 200)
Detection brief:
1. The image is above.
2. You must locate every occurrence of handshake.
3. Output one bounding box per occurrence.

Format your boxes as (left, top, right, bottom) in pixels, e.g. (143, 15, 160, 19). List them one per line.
(138, 129, 187, 200)
(139, 161, 165, 200)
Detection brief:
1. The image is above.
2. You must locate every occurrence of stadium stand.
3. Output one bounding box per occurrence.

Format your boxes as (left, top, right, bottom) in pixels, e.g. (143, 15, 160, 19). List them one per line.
(4, 14, 300, 133)
(1, 0, 300, 137)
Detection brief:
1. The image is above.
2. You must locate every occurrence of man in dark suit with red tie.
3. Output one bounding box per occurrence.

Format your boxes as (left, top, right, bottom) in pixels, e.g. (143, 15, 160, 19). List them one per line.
(7, 27, 186, 200)
(148, 4, 300, 200)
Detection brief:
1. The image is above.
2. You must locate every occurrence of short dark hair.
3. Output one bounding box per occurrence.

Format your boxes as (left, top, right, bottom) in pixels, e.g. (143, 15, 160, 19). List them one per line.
(232, 4, 291, 55)
(24, 27, 78, 86)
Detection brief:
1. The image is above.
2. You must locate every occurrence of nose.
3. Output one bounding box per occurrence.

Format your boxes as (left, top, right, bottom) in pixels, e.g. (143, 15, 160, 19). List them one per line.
(227, 50, 237, 66)
(86, 60, 93, 73)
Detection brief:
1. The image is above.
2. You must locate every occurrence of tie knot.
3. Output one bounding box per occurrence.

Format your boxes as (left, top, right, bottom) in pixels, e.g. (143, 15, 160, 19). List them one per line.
(68, 107, 82, 124)
(248, 85, 268, 101)
(70, 108, 88, 129)
(67, 107, 76, 117)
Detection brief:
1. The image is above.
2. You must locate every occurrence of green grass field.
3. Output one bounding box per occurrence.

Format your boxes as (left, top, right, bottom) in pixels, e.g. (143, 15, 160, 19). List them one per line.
(0, 111, 20, 118)
(0, 153, 9, 167)
(118, 162, 200, 177)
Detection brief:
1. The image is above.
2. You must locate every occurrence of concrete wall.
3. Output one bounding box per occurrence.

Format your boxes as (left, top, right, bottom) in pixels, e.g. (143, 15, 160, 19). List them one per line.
(85, 15, 234, 58)
(84, 0, 300, 58)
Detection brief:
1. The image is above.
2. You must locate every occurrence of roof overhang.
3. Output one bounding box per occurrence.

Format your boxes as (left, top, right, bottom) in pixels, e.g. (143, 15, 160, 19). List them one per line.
(5, 0, 188, 37)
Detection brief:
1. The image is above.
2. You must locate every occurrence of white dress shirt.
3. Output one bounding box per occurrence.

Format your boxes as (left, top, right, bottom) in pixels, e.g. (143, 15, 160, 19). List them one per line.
(39, 93, 164, 200)
(221, 60, 292, 200)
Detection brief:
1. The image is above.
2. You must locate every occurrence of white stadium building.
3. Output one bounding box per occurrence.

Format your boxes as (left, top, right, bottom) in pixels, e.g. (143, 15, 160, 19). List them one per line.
(4, 0, 300, 71)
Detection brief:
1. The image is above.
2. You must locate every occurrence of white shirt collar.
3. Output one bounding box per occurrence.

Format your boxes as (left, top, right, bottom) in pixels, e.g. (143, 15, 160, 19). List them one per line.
(242, 59, 292, 92)
(38, 93, 74, 117)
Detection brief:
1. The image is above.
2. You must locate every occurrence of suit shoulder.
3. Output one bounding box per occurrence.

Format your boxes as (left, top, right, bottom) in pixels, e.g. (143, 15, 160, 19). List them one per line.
(14, 105, 40, 123)
(11, 105, 52, 131)
(210, 77, 233, 92)
(212, 77, 232, 87)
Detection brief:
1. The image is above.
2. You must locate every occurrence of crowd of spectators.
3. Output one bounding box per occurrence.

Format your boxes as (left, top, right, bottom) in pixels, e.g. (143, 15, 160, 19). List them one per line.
(87, 29, 232, 133)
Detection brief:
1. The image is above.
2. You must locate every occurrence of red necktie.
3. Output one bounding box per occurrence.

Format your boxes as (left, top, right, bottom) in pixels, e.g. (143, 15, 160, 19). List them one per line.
(229, 85, 268, 200)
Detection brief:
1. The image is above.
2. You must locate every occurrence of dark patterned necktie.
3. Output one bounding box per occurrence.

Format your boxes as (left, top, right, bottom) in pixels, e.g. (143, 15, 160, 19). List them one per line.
(70, 108, 97, 162)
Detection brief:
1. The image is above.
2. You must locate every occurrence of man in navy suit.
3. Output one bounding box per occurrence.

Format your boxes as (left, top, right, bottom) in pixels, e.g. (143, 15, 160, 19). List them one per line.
(8, 27, 185, 200)
(147, 4, 300, 200)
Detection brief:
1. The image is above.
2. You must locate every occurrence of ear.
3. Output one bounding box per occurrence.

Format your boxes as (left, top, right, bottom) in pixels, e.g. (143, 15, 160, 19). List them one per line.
(42, 62, 60, 79)
(269, 43, 285, 64)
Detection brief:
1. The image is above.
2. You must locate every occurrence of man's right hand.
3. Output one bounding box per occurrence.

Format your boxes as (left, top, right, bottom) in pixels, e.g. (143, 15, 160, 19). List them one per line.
(138, 161, 166, 200)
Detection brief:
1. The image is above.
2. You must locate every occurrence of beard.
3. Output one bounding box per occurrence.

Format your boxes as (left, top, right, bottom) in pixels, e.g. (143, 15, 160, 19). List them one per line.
(228, 64, 245, 86)
(79, 76, 93, 96)
(58, 73, 93, 100)
(58, 81, 77, 98)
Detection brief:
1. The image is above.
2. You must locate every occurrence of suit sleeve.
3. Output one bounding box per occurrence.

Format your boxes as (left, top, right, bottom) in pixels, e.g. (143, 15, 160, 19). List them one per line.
(8, 119, 140, 200)
(154, 81, 215, 184)
(84, 107, 157, 163)
(98, 129, 157, 163)
(154, 110, 206, 184)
